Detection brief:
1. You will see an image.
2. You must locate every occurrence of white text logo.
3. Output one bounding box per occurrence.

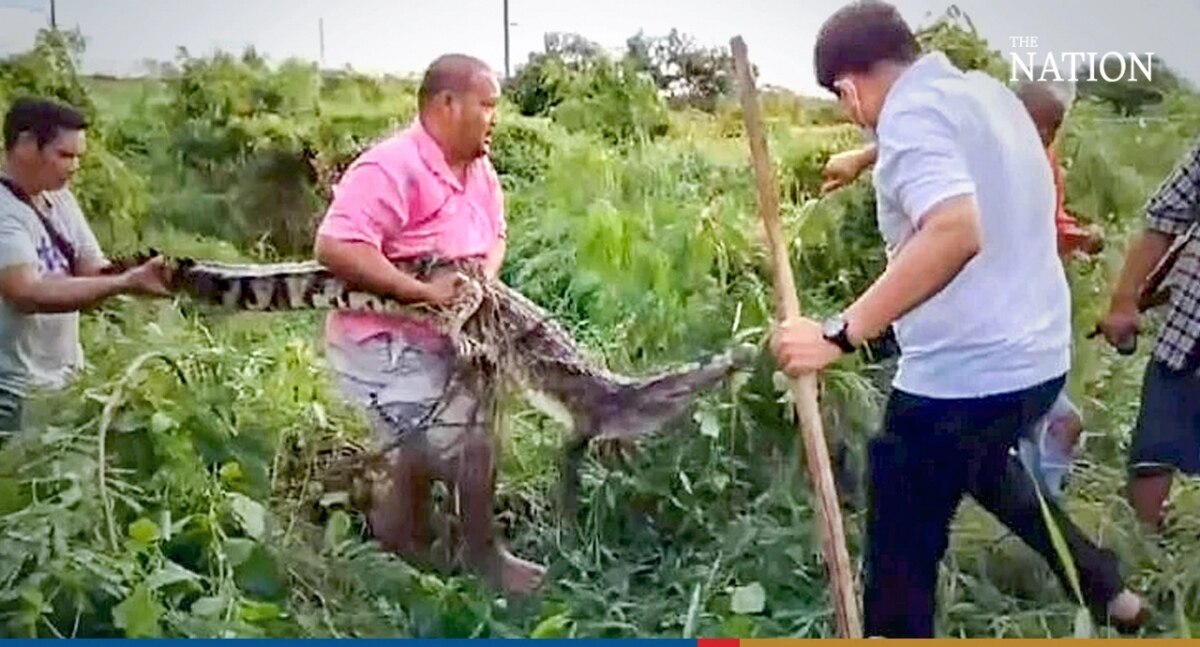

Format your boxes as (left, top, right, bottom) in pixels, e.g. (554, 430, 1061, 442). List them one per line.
(1008, 37, 1153, 82)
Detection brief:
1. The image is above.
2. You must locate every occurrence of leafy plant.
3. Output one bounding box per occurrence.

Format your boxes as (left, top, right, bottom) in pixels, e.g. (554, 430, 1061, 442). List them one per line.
(1, 17, 1199, 639)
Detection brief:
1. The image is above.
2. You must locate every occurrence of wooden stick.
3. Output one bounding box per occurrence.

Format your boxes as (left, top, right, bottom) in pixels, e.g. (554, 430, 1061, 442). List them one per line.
(729, 35, 862, 639)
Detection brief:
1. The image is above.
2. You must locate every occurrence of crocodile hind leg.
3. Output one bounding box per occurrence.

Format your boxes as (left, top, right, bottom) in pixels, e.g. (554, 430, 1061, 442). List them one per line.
(538, 344, 756, 518)
(558, 430, 591, 522)
(558, 429, 638, 522)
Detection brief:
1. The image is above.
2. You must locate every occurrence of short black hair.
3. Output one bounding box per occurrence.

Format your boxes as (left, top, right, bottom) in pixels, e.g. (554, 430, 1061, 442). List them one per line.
(814, 0, 920, 94)
(3, 96, 89, 152)
(417, 54, 493, 112)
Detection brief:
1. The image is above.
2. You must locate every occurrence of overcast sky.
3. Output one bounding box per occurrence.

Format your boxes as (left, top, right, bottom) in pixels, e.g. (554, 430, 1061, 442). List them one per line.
(1, 0, 1198, 97)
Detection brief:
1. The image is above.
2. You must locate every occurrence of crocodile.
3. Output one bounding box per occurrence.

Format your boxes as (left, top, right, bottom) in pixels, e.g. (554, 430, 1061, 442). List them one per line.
(104, 252, 757, 508)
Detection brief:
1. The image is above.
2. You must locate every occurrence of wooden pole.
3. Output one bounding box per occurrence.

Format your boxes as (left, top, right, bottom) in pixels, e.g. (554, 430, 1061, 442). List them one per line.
(729, 35, 862, 639)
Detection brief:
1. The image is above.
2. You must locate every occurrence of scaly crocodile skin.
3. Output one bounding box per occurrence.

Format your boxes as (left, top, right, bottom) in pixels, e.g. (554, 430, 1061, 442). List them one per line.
(106, 252, 757, 507)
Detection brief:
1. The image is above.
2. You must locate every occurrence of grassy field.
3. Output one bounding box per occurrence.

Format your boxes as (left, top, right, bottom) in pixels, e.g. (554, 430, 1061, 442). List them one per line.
(0, 25, 1199, 638)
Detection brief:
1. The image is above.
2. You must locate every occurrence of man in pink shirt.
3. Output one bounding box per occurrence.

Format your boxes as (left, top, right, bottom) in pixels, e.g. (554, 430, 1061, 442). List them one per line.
(315, 54, 544, 595)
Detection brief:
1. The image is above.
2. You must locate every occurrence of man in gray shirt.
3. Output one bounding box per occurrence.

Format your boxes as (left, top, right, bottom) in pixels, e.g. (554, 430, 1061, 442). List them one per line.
(0, 97, 170, 434)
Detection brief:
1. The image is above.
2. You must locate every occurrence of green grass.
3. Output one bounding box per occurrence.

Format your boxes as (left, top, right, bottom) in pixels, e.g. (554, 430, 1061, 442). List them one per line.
(0, 59, 1198, 638)
(83, 76, 170, 118)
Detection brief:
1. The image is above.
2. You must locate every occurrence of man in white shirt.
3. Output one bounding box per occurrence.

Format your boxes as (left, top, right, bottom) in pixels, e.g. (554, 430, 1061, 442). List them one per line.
(769, 1, 1146, 636)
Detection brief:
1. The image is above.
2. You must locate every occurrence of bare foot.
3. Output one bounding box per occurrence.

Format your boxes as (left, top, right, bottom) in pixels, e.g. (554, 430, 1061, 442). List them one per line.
(368, 508, 439, 568)
(1107, 589, 1149, 633)
(365, 489, 442, 571)
(480, 547, 546, 596)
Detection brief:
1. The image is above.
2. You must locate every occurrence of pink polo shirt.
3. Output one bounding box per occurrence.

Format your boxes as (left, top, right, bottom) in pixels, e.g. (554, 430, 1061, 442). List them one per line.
(316, 120, 506, 348)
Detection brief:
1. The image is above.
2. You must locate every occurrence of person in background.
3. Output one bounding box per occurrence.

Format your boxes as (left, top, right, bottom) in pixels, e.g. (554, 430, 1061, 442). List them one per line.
(1098, 137, 1200, 531)
(0, 97, 170, 437)
(821, 82, 1103, 265)
(1015, 81, 1105, 259)
(1012, 80, 1104, 500)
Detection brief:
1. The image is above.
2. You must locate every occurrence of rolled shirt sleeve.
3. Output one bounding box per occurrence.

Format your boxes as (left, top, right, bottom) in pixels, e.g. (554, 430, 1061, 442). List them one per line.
(875, 106, 977, 228)
(0, 214, 37, 271)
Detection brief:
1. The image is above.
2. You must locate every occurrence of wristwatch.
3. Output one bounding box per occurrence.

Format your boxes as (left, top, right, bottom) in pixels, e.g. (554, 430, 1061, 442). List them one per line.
(822, 314, 857, 354)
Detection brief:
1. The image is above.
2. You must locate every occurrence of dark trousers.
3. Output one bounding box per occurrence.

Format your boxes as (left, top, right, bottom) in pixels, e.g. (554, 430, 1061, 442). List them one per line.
(1128, 358, 1200, 476)
(0, 389, 22, 443)
(863, 374, 1124, 637)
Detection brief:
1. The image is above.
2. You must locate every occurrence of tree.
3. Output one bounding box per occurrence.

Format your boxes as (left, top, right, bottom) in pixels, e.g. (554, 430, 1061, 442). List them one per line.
(913, 5, 1007, 81)
(0, 28, 95, 120)
(504, 32, 669, 143)
(623, 29, 734, 112)
(505, 32, 607, 116)
(1075, 54, 1188, 116)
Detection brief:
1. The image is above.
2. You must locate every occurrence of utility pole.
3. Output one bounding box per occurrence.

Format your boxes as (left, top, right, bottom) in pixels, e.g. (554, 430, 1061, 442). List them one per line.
(319, 17, 325, 68)
(503, 0, 510, 80)
(49, 0, 56, 29)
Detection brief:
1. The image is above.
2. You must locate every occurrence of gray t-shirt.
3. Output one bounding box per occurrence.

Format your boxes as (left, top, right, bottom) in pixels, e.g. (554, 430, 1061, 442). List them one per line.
(0, 184, 105, 397)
